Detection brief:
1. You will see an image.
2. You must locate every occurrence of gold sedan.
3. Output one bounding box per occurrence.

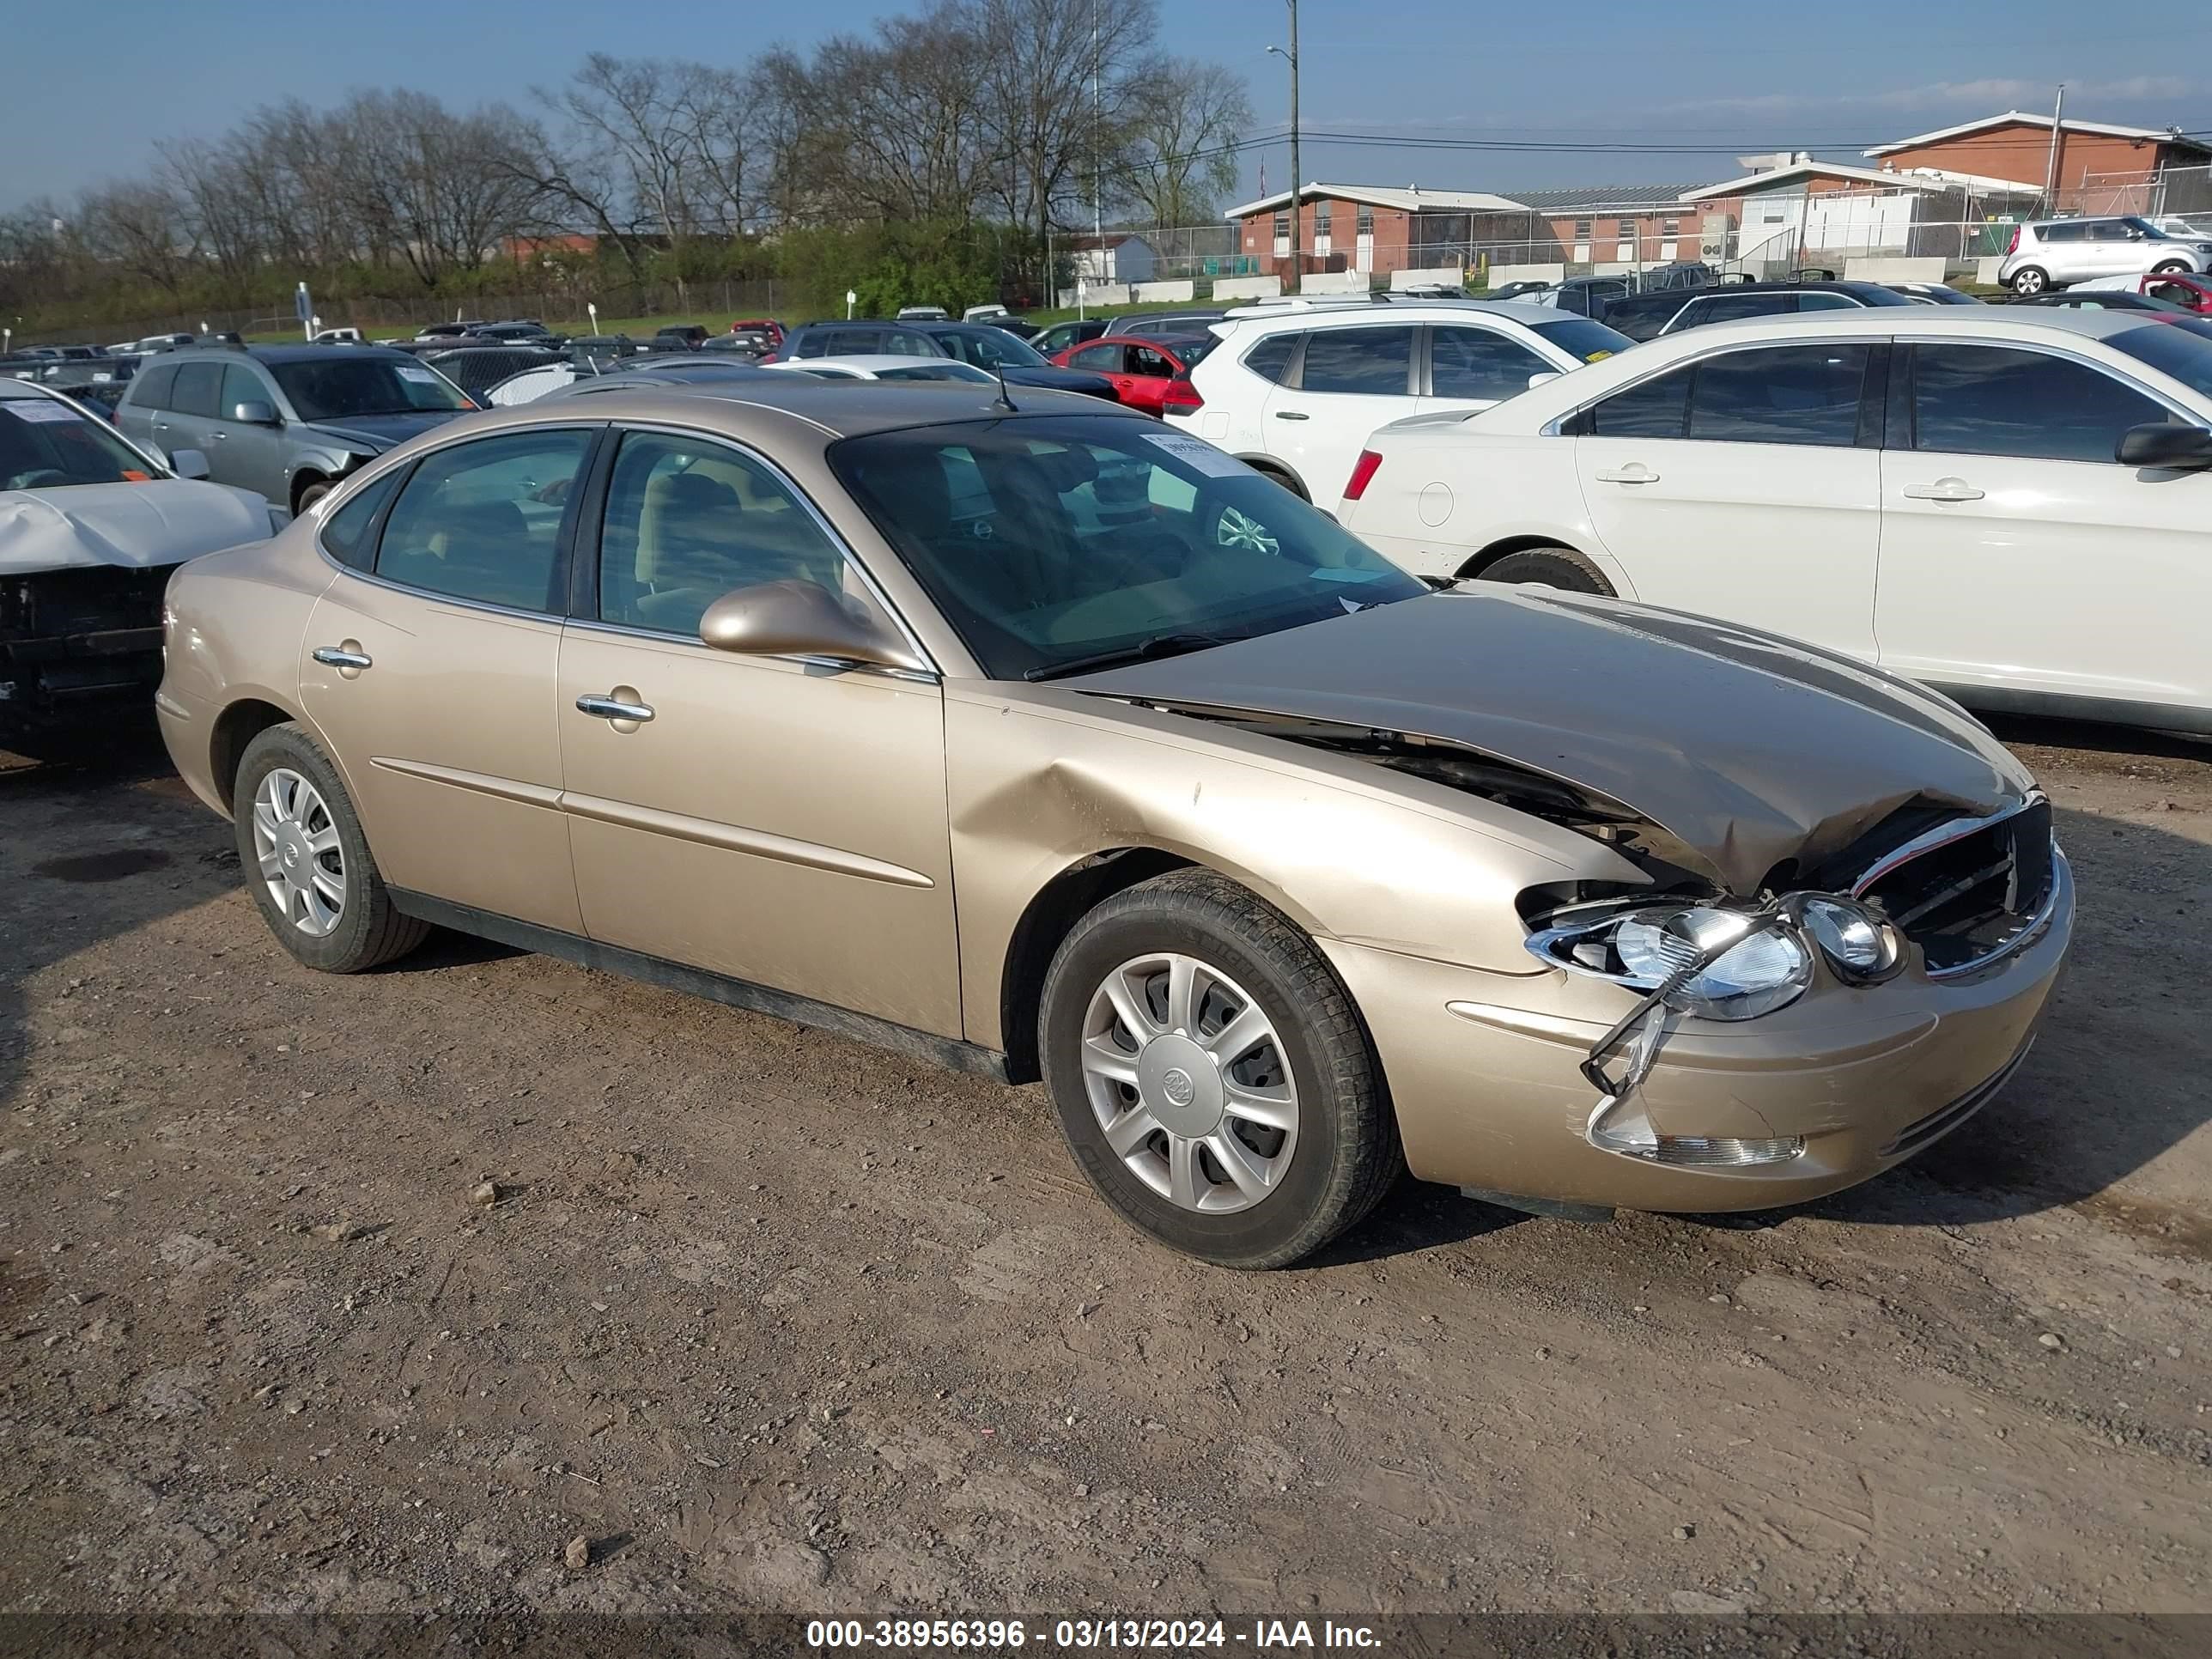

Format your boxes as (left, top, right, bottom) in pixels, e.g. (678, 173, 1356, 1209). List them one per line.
(155, 381, 2070, 1267)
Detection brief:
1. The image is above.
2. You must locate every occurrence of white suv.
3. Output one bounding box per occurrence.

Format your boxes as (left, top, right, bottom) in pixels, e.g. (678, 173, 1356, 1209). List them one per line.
(1997, 215, 2212, 295)
(1163, 298, 1631, 515)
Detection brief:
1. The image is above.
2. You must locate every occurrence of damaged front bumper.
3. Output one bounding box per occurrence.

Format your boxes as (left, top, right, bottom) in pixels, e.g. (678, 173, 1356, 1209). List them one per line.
(0, 564, 179, 737)
(1321, 850, 2072, 1213)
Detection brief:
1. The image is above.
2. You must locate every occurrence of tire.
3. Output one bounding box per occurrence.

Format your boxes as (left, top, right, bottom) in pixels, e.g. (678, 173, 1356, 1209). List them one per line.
(1475, 544, 1617, 596)
(232, 722, 428, 974)
(295, 478, 333, 515)
(2153, 259, 2191, 276)
(1039, 868, 1401, 1269)
(2009, 267, 2049, 296)
(1247, 461, 1309, 501)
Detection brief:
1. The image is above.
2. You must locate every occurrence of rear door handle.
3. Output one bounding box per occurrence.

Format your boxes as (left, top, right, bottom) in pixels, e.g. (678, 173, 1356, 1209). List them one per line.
(1273, 410, 1310, 421)
(1594, 464, 1659, 484)
(1902, 479, 1984, 502)
(311, 645, 372, 671)
(575, 692, 655, 724)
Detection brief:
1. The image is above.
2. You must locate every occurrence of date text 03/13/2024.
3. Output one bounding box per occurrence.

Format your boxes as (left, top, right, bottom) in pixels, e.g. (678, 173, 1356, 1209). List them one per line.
(805, 1618, 1384, 1650)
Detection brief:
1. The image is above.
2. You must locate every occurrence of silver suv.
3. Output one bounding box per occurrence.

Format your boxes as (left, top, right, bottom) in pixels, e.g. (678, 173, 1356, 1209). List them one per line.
(114, 343, 472, 516)
(1998, 216, 2212, 295)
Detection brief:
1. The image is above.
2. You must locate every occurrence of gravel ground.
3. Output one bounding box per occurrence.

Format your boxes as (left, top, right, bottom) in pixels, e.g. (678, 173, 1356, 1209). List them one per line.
(1, 718, 2209, 1620)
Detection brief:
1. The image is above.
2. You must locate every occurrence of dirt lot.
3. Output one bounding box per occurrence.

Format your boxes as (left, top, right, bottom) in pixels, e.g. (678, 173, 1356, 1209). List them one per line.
(3, 718, 2209, 1621)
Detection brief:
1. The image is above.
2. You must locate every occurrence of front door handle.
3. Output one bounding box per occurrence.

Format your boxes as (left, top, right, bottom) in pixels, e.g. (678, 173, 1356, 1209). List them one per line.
(1273, 410, 1310, 421)
(311, 644, 372, 675)
(575, 691, 655, 724)
(1902, 478, 1984, 502)
(1594, 464, 1660, 484)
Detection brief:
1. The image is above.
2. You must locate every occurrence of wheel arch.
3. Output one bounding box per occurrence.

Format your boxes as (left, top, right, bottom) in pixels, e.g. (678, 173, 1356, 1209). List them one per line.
(1232, 453, 1309, 499)
(209, 695, 310, 817)
(1455, 533, 1635, 597)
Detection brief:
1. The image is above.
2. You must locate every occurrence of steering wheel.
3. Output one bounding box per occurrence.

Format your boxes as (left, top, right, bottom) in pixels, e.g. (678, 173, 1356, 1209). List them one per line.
(3, 468, 71, 491)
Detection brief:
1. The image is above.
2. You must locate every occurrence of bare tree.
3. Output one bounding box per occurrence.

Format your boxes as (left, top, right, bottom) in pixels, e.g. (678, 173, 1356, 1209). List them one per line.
(1121, 58, 1251, 230)
(76, 182, 192, 298)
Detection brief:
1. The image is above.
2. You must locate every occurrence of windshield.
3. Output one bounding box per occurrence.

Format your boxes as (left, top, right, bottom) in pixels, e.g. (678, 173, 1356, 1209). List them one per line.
(1528, 317, 1635, 363)
(830, 415, 1425, 679)
(0, 393, 166, 489)
(2108, 319, 2212, 401)
(932, 328, 1048, 369)
(2124, 216, 2174, 240)
(271, 356, 471, 421)
(878, 362, 993, 382)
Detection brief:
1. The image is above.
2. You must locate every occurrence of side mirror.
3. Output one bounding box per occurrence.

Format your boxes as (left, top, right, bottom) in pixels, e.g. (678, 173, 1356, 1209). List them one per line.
(2117, 422, 2212, 470)
(698, 580, 927, 672)
(231, 400, 278, 425)
(1527, 372, 1561, 391)
(168, 447, 210, 480)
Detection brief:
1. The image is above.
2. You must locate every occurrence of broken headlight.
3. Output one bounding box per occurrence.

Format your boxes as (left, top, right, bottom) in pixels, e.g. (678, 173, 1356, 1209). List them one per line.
(1798, 896, 1900, 981)
(1528, 902, 1810, 1021)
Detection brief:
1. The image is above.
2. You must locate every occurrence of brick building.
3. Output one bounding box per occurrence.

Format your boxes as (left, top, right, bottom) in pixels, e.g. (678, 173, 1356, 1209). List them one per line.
(1863, 112, 2212, 204)
(1224, 184, 1525, 276)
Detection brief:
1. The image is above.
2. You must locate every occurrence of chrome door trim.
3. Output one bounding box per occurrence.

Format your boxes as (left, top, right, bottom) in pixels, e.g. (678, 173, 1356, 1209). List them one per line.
(558, 790, 936, 888)
(560, 615, 942, 686)
(368, 756, 564, 811)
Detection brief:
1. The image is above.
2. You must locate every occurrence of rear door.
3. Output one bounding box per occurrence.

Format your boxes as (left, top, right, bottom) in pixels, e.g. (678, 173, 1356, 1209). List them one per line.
(1260, 322, 1419, 510)
(165, 359, 225, 470)
(1575, 339, 1885, 659)
(1875, 340, 2209, 717)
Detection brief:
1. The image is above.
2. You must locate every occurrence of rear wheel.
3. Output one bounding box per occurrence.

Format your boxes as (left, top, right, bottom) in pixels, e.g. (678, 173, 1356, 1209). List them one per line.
(233, 723, 428, 974)
(1246, 460, 1308, 501)
(2009, 266, 2049, 295)
(1475, 544, 1616, 596)
(1040, 869, 1401, 1269)
(294, 477, 333, 516)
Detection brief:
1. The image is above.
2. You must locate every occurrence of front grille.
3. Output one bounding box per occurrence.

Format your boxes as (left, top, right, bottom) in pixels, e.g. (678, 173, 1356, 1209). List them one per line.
(1855, 798, 2055, 977)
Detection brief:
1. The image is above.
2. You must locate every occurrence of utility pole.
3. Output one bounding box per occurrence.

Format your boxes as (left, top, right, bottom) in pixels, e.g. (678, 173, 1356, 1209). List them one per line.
(1268, 1, 1302, 288)
(2043, 83, 2067, 215)
(1092, 2, 1104, 274)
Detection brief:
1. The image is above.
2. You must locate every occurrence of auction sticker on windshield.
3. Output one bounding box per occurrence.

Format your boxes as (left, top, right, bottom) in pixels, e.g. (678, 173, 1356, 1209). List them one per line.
(397, 366, 438, 384)
(4, 401, 83, 423)
(1140, 430, 1245, 477)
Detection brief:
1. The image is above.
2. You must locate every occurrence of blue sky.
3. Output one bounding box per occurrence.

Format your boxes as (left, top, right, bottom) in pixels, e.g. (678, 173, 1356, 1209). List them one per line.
(6, 0, 2209, 212)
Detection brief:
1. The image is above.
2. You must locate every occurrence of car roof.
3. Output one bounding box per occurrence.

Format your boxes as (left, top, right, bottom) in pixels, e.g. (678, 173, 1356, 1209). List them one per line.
(771, 355, 989, 374)
(1218, 297, 1565, 331)
(478, 378, 1132, 436)
(192, 343, 422, 366)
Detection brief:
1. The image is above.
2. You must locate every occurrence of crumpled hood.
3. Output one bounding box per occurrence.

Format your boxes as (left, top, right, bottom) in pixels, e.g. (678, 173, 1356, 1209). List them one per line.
(301, 409, 465, 452)
(0, 479, 271, 576)
(1070, 586, 2033, 895)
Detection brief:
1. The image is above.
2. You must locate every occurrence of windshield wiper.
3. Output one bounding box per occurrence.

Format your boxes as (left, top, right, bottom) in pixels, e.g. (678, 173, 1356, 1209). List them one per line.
(1024, 631, 1240, 682)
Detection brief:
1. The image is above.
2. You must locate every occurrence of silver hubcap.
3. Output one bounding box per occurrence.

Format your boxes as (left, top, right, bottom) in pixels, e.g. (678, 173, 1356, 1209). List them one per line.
(252, 768, 346, 937)
(1217, 507, 1279, 556)
(1080, 952, 1299, 1214)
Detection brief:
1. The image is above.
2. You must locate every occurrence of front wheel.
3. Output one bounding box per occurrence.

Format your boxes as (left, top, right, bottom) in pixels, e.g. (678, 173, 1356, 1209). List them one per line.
(233, 723, 428, 973)
(2153, 259, 2191, 276)
(1039, 870, 1401, 1268)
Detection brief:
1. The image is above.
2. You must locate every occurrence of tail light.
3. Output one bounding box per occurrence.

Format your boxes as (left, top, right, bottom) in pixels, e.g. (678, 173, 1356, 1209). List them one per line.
(1159, 377, 1203, 414)
(1344, 449, 1382, 502)
(2007, 226, 2021, 254)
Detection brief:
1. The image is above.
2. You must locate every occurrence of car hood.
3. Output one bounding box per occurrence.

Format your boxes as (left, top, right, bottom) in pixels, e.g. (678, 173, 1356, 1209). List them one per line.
(1068, 586, 2031, 895)
(300, 409, 465, 452)
(0, 479, 271, 575)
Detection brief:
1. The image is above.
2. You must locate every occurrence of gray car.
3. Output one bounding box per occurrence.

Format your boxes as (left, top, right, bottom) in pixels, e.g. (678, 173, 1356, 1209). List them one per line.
(115, 344, 473, 516)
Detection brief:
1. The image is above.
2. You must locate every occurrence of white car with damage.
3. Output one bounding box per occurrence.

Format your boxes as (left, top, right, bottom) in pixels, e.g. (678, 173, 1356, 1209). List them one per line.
(1, 380, 275, 740)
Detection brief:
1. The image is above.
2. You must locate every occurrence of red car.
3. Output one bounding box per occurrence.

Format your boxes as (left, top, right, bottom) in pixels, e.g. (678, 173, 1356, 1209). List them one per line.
(2142, 273, 2212, 313)
(730, 318, 786, 346)
(1050, 333, 1215, 414)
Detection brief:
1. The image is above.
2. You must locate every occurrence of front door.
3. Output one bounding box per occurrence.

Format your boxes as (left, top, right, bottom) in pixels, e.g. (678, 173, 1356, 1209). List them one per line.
(1417, 323, 1558, 419)
(301, 424, 598, 933)
(1574, 340, 1883, 659)
(1261, 323, 1419, 511)
(214, 363, 291, 507)
(1875, 341, 2211, 720)
(556, 426, 961, 1036)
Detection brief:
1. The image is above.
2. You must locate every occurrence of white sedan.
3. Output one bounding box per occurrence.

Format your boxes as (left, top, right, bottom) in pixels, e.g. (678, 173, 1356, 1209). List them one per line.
(1338, 306, 2212, 733)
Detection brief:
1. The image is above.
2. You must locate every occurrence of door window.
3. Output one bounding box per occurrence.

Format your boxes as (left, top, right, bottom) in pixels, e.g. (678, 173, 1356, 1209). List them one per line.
(1429, 325, 1553, 399)
(131, 362, 179, 410)
(1795, 292, 1858, 313)
(1242, 333, 1299, 383)
(170, 361, 222, 417)
(1585, 366, 1692, 437)
(319, 471, 403, 571)
(2038, 222, 2087, 243)
(1686, 344, 1871, 447)
(1068, 343, 1125, 371)
(373, 428, 592, 610)
(1296, 326, 1414, 394)
(1127, 345, 1176, 378)
(220, 364, 266, 420)
(1908, 344, 2173, 464)
(596, 431, 854, 637)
